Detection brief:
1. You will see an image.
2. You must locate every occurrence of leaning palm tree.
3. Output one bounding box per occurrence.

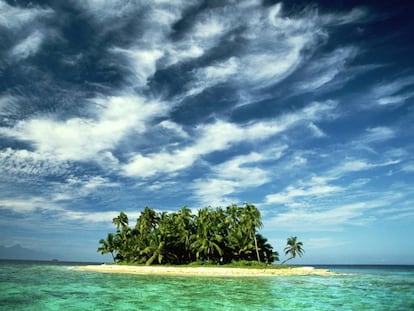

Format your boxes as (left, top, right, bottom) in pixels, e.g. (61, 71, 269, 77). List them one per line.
(282, 236, 304, 264)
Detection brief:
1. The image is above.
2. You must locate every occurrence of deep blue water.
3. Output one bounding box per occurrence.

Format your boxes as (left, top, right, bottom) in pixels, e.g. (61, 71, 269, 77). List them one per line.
(1, 260, 413, 310)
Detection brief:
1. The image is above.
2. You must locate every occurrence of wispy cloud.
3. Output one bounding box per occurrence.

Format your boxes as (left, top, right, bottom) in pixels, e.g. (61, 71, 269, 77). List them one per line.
(294, 47, 358, 93)
(122, 101, 336, 178)
(371, 75, 414, 106)
(321, 7, 367, 26)
(110, 48, 164, 88)
(193, 152, 270, 206)
(265, 201, 380, 232)
(0, 2, 54, 62)
(265, 183, 343, 205)
(185, 3, 328, 94)
(51, 175, 120, 202)
(10, 30, 45, 61)
(360, 127, 396, 143)
(0, 94, 166, 162)
(0, 197, 63, 214)
(0, 196, 139, 224)
(328, 158, 400, 177)
(0, 1, 52, 30)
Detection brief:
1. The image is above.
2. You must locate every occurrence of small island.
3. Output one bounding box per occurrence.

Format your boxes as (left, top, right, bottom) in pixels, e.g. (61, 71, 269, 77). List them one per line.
(76, 203, 331, 277)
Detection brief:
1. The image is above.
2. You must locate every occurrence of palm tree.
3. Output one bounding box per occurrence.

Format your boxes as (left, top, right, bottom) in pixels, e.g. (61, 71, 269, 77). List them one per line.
(135, 207, 158, 234)
(174, 206, 195, 263)
(191, 208, 224, 263)
(142, 234, 166, 265)
(113, 212, 129, 231)
(241, 203, 263, 262)
(97, 233, 117, 262)
(282, 236, 304, 264)
(227, 227, 255, 261)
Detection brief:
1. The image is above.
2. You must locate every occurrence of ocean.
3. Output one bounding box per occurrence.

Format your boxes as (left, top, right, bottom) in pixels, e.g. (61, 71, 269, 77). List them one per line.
(1, 260, 413, 310)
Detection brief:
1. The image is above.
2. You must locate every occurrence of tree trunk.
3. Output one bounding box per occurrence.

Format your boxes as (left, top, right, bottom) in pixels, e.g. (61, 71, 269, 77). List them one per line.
(253, 233, 261, 263)
(281, 257, 292, 265)
(145, 252, 157, 266)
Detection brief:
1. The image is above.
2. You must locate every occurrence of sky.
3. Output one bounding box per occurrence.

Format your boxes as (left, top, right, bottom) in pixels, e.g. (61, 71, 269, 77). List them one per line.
(0, 0, 413, 264)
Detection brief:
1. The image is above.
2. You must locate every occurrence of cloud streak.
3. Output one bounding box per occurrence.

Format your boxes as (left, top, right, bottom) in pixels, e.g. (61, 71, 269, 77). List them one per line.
(0, 94, 166, 162)
(122, 100, 336, 178)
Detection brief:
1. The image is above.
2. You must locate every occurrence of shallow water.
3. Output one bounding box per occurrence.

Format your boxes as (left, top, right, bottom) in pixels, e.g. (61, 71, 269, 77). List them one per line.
(1, 261, 413, 310)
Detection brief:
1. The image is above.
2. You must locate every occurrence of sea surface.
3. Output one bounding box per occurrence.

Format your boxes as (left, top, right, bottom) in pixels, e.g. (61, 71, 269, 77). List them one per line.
(1, 260, 413, 310)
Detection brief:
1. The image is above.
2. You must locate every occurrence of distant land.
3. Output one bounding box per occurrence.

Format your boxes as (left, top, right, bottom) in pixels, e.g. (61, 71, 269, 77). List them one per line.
(0, 244, 54, 261)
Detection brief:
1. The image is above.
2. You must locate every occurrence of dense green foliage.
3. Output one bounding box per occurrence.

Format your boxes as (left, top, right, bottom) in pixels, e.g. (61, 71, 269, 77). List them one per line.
(98, 203, 281, 265)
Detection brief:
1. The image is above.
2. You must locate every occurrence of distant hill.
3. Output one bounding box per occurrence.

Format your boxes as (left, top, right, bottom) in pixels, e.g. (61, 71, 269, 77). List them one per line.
(0, 244, 53, 260)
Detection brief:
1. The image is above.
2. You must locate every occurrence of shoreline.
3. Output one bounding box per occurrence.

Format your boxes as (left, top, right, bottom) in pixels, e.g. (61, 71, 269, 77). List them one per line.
(71, 264, 336, 277)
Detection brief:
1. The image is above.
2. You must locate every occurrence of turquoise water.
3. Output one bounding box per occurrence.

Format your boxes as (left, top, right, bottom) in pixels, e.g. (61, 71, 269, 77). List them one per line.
(1, 261, 414, 310)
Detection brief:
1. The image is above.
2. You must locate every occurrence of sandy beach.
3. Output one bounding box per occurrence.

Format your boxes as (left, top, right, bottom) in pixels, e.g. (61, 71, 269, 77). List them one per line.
(72, 265, 335, 277)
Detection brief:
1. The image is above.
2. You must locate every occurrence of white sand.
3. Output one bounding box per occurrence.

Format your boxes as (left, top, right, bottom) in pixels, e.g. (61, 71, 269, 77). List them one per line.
(72, 265, 335, 277)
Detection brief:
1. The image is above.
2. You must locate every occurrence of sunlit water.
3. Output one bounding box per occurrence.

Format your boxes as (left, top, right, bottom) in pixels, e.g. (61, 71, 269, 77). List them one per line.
(1, 261, 413, 310)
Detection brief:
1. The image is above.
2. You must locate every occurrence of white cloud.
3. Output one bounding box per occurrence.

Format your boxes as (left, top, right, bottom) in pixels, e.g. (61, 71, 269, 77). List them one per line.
(0, 2, 52, 30)
(308, 122, 327, 138)
(0, 197, 63, 214)
(192, 16, 226, 39)
(62, 210, 123, 223)
(0, 2, 55, 62)
(265, 183, 342, 205)
(188, 58, 239, 96)
(241, 47, 302, 86)
(265, 201, 380, 232)
(175, 2, 331, 96)
(371, 75, 414, 106)
(78, 0, 201, 76)
(295, 47, 358, 92)
(74, 0, 139, 22)
(122, 151, 195, 178)
(0, 94, 166, 162)
(377, 93, 414, 106)
(48, 174, 120, 203)
(159, 120, 189, 138)
(165, 44, 204, 67)
(264, 151, 403, 211)
(122, 101, 336, 178)
(10, 30, 44, 60)
(322, 7, 367, 26)
(329, 159, 400, 177)
(0, 196, 140, 224)
(193, 152, 270, 205)
(111, 48, 164, 88)
(82, 176, 119, 190)
(360, 127, 396, 143)
(0, 148, 69, 176)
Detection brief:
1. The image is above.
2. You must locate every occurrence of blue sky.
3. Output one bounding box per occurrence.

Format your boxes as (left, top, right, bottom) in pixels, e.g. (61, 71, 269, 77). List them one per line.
(0, 0, 413, 264)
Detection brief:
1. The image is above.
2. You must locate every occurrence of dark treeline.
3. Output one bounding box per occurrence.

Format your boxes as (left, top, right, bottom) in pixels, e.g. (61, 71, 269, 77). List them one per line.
(98, 203, 280, 265)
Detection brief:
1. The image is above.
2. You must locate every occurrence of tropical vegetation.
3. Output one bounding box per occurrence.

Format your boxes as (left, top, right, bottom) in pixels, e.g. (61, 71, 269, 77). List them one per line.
(98, 203, 303, 265)
(281, 236, 305, 264)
